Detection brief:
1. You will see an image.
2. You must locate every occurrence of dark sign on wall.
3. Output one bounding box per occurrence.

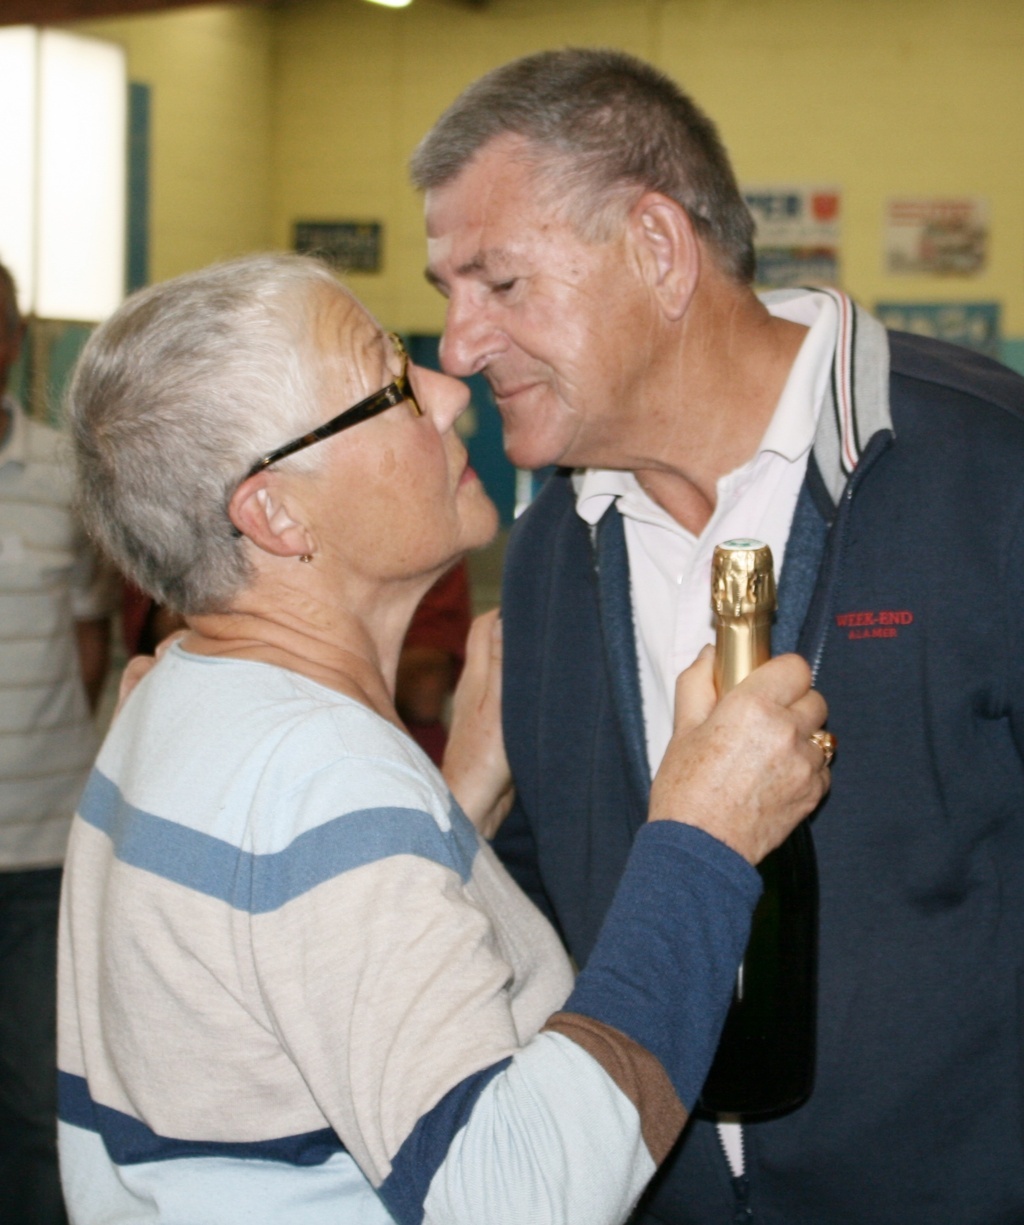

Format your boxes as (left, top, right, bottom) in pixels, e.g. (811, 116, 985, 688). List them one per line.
(294, 221, 383, 273)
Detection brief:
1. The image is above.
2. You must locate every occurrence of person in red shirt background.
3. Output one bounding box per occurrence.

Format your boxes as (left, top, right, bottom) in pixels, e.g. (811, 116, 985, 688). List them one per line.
(395, 560, 472, 764)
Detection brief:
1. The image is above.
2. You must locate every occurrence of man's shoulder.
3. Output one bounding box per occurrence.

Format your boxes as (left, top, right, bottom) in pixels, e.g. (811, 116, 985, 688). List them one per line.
(507, 469, 580, 550)
(503, 469, 589, 600)
(880, 332, 1024, 520)
(888, 330, 1024, 425)
(502, 469, 602, 645)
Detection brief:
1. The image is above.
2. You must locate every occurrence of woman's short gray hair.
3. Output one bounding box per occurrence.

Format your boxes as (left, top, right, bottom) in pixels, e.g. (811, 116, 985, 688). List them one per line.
(410, 47, 755, 283)
(66, 253, 342, 615)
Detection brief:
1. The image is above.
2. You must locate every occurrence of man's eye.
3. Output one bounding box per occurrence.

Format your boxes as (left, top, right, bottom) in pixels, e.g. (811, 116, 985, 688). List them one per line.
(492, 279, 517, 295)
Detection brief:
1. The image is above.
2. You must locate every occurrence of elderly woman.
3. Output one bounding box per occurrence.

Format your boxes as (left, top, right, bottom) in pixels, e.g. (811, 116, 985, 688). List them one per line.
(57, 254, 828, 1225)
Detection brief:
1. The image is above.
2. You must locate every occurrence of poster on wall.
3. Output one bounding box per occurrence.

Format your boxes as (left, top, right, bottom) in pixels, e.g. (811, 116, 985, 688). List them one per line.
(884, 198, 988, 276)
(874, 301, 1001, 359)
(294, 221, 383, 273)
(743, 184, 841, 289)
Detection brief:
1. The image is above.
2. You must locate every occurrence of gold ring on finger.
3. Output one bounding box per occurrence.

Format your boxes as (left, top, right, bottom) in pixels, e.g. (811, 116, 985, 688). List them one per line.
(810, 730, 837, 768)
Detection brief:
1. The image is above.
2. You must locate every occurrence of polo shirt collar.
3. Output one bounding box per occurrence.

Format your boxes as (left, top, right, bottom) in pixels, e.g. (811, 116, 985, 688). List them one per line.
(574, 287, 838, 526)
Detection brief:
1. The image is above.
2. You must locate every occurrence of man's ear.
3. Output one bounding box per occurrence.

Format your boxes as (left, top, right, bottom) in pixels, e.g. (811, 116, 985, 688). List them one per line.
(628, 192, 700, 321)
(228, 477, 315, 559)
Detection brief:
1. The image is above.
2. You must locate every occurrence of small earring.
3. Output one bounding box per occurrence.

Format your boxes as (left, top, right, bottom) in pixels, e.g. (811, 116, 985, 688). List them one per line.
(298, 553, 313, 564)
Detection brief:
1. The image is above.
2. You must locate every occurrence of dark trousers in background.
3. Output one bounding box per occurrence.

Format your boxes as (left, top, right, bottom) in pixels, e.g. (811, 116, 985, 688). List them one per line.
(0, 869, 67, 1225)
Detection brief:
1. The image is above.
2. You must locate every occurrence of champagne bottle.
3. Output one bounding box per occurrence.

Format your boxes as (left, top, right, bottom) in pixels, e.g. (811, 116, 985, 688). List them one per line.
(696, 538, 818, 1119)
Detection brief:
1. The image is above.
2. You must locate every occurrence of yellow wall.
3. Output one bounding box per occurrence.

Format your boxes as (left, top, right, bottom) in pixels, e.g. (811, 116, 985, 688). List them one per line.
(272, 0, 1024, 338)
(73, 0, 1024, 339)
(72, 5, 275, 283)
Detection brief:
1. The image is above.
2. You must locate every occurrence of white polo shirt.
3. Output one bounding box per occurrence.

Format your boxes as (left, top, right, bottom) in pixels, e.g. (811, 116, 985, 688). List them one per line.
(0, 396, 109, 868)
(575, 289, 838, 783)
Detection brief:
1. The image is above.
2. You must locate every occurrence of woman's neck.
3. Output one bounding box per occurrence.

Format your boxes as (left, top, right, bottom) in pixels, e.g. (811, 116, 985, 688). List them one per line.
(185, 587, 421, 725)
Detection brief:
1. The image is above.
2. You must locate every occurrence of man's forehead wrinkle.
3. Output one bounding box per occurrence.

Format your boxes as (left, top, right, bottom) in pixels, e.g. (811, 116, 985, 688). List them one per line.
(425, 155, 549, 290)
(456, 248, 518, 279)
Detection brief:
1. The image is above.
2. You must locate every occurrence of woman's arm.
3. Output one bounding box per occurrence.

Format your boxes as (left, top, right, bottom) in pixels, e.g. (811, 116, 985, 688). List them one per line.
(254, 651, 828, 1225)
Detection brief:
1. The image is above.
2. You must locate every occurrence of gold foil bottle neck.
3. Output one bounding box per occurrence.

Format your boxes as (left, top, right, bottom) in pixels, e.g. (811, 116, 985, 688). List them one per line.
(711, 539, 776, 696)
(711, 539, 777, 619)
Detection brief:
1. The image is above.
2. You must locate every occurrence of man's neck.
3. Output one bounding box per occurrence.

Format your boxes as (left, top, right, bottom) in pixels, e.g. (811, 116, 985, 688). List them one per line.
(630, 287, 808, 535)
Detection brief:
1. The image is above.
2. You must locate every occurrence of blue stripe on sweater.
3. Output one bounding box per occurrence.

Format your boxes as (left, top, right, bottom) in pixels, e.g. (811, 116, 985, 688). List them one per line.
(376, 1059, 510, 1225)
(565, 821, 761, 1108)
(77, 768, 478, 912)
(58, 1072, 343, 1166)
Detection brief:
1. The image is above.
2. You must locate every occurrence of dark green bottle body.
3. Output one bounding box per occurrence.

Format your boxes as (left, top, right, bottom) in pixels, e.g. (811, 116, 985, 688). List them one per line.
(696, 821, 818, 1119)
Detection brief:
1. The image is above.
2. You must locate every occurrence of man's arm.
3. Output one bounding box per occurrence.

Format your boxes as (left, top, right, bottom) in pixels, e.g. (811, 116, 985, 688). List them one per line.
(75, 617, 111, 713)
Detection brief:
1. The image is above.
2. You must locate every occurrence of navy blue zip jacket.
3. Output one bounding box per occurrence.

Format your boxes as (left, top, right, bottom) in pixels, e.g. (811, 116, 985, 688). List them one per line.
(497, 329, 1024, 1224)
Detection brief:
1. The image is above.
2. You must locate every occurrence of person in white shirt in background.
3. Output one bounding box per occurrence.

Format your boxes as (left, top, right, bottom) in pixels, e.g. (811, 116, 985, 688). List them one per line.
(0, 261, 111, 1225)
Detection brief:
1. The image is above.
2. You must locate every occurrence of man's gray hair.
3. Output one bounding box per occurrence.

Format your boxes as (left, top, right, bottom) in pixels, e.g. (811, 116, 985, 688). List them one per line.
(66, 253, 342, 615)
(410, 47, 755, 283)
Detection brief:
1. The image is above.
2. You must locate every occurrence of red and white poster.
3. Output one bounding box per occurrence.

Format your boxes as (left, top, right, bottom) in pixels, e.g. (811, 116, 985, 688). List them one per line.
(884, 198, 988, 276)
(743, 185, 841, 288)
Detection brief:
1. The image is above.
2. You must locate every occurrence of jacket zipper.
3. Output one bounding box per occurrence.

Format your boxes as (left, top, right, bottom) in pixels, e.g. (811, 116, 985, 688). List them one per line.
(806, 431, 893, 685)
(730, 1174, 753, 1224)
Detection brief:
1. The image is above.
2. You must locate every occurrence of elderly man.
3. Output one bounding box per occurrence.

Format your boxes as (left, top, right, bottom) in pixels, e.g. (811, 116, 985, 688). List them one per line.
(0, 263, 111, 1224)
(411, 48, 1024, 1225)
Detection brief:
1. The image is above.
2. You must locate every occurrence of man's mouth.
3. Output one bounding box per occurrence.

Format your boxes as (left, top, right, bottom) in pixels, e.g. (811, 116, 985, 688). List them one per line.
(491, 380, 540, 407)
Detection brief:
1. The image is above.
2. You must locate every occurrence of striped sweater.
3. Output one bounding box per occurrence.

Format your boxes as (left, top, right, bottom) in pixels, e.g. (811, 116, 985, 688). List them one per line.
(58, 644, 760, 1224)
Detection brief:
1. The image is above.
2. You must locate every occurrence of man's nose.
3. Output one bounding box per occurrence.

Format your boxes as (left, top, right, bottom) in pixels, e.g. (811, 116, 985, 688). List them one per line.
(438, 296, 499, 379)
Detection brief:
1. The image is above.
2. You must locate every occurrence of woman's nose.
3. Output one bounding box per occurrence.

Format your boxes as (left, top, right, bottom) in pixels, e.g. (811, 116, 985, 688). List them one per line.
(416, 364, 471, 433)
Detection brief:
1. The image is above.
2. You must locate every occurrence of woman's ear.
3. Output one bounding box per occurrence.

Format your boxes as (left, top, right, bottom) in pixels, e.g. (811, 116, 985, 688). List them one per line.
(627, 191, 701, 322)
(228, 477, 315, 559)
